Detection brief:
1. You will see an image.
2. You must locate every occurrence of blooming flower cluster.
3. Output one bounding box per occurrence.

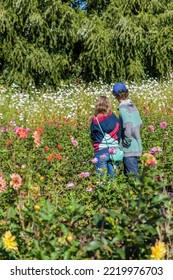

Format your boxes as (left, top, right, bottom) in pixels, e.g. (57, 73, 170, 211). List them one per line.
(150, 146, 162, 155)
(47, 153, 62, 162)
(148, 122, 168, 132)
(159, 122, 167, 128)
(0, 173, 23, 193)
(1, 126, 8, 132)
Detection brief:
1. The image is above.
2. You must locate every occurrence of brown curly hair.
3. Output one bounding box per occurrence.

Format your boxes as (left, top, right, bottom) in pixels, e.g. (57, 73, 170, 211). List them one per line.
(113, 91, 129, 101)
(94, 96, 112, 116)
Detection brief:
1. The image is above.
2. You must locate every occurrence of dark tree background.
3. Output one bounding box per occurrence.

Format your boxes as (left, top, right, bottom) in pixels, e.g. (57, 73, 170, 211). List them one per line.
(0, 0, 173, 88)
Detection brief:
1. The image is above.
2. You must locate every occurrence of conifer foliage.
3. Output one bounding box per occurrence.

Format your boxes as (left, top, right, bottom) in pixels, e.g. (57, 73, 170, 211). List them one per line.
(0, 0, 173, 87)
(0, 0, 78, 87)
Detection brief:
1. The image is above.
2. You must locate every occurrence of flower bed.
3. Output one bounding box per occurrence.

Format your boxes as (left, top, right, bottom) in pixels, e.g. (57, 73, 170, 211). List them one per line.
(0, 80, 173, 259)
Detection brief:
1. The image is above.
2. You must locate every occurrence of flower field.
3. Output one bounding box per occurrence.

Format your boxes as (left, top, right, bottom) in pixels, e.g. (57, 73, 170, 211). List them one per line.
(0, 79, 173, 260)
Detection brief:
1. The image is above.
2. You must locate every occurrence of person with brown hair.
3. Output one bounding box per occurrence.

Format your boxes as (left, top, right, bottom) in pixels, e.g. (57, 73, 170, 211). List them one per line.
(90, 96, 121, 177)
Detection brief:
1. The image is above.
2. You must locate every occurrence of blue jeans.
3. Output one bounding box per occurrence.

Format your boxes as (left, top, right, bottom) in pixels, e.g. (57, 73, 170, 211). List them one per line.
(94, 153, 117, 177)
(123, 156, 139, 175)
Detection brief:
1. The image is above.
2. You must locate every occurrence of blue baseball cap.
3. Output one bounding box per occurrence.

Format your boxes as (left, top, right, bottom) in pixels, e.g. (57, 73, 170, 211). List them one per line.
(112, 82, 128, 95)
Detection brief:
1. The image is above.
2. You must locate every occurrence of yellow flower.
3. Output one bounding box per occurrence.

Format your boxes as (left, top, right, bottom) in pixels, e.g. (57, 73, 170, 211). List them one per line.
(2, 231, 18, 252)
(34, 205, 40, 211)
(150, 240, 166, 260)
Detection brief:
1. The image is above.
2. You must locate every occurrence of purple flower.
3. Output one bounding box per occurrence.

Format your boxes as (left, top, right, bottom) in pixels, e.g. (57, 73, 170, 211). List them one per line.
(157, 147, 163, 153)
(9, 121, 14, 127)
(91, 158, 98, 164)
(148, 125, 154, 132)
(80, 172, 90, 178)
(150, 146, 163, 155)
(159, 122, 167, 128)
(1, 126, 8, 132)
(150, 147, 158, 155)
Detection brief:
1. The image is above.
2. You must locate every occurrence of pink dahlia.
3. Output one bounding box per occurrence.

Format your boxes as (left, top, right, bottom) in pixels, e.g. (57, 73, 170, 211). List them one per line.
(71, 139, 78, 146)
(0, 175, 7, 193)
(148, 125, 154, 132)
(80, 172, 90, 178)
(10, 173, 22, 190)
(15, 127, 28, 139)
(159, 122, 168, 128)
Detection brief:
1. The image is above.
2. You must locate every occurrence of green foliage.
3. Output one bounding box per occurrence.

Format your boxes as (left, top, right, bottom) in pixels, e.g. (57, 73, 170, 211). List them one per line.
(87, 0, 111, 15)
(0, 0, 173, 87)
(0, 0, 78, 87)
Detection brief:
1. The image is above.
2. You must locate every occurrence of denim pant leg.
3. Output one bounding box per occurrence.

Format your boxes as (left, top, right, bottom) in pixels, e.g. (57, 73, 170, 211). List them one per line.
(123, 156, 138, 175)
(95, 153, 116, 177)
(107, 159, 116, 177)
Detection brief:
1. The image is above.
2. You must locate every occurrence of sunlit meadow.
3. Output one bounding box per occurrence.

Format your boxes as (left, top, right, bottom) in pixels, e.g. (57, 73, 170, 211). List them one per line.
(0, 79, 173, 260)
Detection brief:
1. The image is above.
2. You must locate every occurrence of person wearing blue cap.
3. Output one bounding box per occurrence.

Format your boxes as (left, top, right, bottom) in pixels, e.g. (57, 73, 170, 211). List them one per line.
(112, 82, 142, 175)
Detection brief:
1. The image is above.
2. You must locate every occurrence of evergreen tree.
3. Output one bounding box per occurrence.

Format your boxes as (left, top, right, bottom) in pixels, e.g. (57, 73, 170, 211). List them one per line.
(0, 0, 79, 87)
(81, 0, 173, 81)
(86, 0, 111, 15)
(0, 0, 172, 87)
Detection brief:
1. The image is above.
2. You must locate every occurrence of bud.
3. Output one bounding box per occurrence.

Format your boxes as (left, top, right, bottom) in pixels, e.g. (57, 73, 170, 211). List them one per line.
(67, 235, 73, 242)
(34, 205, 40, 211)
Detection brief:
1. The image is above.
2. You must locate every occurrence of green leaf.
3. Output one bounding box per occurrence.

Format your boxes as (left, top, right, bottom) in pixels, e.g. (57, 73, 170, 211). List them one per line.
(152, 193, 169, 203)
(64, 250, 71, 260)
(116, 248, 125, 259)
(85, 240, 102, 251)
